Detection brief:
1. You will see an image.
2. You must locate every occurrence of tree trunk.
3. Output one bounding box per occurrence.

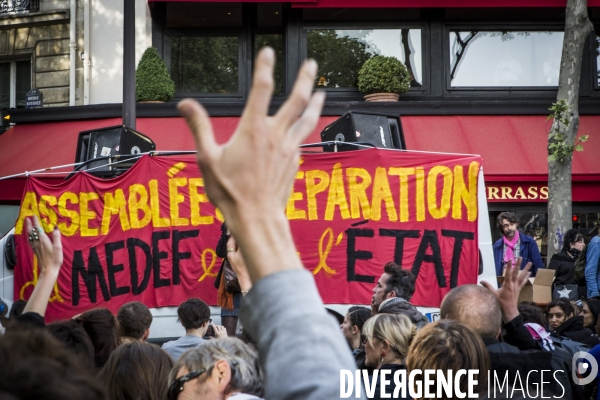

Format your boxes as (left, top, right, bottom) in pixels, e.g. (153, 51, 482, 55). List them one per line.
(547, 0, 593, 262)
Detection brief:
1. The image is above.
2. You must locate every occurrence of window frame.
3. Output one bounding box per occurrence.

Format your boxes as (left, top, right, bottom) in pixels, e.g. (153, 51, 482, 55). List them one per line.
(593, 30, 600, 91)
(301, 21, 429, 100)
(444, 22, 566, 93)
(1, 57, 31, 132)
(164, 27, 248, 100)
(0, 58, 32, 107)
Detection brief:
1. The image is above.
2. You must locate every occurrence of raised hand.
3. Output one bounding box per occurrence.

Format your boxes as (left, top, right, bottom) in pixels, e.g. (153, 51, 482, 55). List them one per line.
(180, 47, 325, 282)
(481, 258, 532, 322)
(23, 215, 63, 317)
(25, 215, 63, 276)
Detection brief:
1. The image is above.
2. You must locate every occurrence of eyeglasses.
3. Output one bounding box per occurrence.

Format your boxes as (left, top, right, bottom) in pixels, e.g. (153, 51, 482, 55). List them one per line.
(168, 369, 207, 400)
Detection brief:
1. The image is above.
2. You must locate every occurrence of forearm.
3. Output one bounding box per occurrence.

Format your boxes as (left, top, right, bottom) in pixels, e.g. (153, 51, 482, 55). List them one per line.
(241, 269, 361, 400)
(23, 271, 59, 317)
(501, 304, 520, 324)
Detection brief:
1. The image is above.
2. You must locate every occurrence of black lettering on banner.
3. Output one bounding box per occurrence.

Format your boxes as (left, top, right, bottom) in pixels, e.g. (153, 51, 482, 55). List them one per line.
(172, 230, 199, 285)
(71, 247, 111, 306)
(379, 229, 420, 266)
(106, 241, 129, 297)
(152, 231, 171, 288)
(346, 228, 375, 283)
(442, 230, 475, 288)
(127, 238, 152, 295)
(412, 230, 446, 288)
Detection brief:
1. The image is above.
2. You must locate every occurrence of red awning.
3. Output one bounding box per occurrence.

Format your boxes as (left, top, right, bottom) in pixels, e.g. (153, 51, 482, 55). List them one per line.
(400, 115, 600, 178)
(0, 117, 245, 201)
(402, 115, 600, 203)
(1, 115, 599, 202)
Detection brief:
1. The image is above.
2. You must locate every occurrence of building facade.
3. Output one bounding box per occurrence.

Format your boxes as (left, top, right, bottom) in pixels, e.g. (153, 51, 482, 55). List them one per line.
(0, 0, 599, 262)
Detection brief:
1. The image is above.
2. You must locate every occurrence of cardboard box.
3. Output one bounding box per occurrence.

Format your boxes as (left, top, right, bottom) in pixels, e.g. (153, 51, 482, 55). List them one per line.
(497, 268, 555, 305)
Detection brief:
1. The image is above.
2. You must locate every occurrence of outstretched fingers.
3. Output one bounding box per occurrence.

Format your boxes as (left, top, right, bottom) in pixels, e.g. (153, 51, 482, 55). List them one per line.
(287, 91, 326, 147)
(275, 59, 319, 131)
(242, 47, 275, 125)
(516, 262, 532, 289)
(178, 99, 218, 162)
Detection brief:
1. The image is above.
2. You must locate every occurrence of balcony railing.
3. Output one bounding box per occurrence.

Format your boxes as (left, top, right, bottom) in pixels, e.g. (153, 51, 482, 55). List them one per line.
(0, 0, 39, 15)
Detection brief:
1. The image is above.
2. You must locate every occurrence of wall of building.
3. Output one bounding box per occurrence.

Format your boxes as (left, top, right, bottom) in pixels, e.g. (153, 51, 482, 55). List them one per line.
(89, 0, 152, 104)
(0, 6, 71, 107)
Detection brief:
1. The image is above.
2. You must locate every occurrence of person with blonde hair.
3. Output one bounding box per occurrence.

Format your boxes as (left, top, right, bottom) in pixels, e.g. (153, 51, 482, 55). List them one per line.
(406, 320, 490, 399)
(362, 313, 416, 399)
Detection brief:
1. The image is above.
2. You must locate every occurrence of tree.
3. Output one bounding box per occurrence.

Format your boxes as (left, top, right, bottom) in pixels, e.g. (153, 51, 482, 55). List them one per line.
(170, 37, 239, 94)
(135, 47, 175, 102)
(547, 0, 593, 259)
(307, 30, 373, 88)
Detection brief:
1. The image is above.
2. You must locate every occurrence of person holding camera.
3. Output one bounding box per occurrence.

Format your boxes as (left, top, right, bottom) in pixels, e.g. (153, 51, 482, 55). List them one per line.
(162, 298, 227, 362)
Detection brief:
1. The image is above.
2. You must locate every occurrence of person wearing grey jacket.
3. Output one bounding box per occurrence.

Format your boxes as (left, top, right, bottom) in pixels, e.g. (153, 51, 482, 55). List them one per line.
(178, 47, 363, 400)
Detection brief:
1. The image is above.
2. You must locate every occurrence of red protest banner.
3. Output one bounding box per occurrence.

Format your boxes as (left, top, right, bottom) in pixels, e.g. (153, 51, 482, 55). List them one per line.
(13, 149, 481, 320)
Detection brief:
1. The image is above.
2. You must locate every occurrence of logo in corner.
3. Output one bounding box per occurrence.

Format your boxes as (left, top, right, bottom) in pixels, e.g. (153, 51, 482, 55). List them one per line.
(572, 351, 598, 385)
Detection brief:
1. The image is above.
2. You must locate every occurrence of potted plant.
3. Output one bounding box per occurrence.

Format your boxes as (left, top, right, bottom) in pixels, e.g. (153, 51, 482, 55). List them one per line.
(136, 47, 175, 102)
(357, 55, 411, 102)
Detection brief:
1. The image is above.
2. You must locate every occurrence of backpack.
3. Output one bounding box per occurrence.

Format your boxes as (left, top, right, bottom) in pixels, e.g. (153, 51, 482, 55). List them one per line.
(551, 335, 591, 358)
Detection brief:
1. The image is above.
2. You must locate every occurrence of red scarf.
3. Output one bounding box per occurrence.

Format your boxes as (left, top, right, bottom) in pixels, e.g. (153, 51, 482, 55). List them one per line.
(503, 230, 520, 264)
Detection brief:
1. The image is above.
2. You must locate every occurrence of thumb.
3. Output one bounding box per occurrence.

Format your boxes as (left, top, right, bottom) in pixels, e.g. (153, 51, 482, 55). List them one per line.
(481, 281, 497, 294)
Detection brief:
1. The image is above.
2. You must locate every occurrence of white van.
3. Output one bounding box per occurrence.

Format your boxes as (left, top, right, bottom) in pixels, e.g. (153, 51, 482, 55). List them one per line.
(0, 152, 496, 339)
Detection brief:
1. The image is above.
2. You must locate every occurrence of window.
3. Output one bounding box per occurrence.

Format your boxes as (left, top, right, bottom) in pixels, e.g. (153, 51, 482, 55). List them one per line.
(449, 31, 564, 87)
(306, 28, 422, 90)
(0, 59, 31, 133)
(596, 35, 600, 87)
(256, 3, 283, 95)
(170, 36, 240, 95)
(166, 3, 243, 96)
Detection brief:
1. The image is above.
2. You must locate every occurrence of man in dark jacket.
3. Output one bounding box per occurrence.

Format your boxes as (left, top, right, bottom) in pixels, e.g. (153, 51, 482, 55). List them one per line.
(493, 212, 544, 276)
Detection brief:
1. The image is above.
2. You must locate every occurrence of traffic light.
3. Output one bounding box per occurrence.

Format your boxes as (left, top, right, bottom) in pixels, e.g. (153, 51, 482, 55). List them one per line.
(573, 214, 580, 227)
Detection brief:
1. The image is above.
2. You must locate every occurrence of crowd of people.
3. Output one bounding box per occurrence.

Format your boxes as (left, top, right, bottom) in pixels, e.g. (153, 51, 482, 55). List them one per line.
(1, 48, 600, 400)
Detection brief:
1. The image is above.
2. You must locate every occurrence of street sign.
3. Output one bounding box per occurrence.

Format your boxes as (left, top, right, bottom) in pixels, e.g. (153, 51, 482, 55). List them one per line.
(25, 89, 43, 108)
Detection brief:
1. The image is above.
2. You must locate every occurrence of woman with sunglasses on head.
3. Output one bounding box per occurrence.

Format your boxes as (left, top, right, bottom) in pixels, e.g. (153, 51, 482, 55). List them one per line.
(362, 313, 416, 400)
(168, 337, 263, 400)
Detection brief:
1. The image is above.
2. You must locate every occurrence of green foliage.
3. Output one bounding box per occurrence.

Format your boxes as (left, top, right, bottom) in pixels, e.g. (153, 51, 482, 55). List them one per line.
(307, 30, 373, 88)
(547, 99, 589, 162)
(255, 35, 283, 95)
(136, 47, 175, 102)
(170, 37, 238, 94)
(357, 55, 411, 95)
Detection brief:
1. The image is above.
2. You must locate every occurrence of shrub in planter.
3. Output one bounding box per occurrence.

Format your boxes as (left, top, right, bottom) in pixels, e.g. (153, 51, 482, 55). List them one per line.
(136, 47, 175, 102)
(357, 55, 411, 97)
